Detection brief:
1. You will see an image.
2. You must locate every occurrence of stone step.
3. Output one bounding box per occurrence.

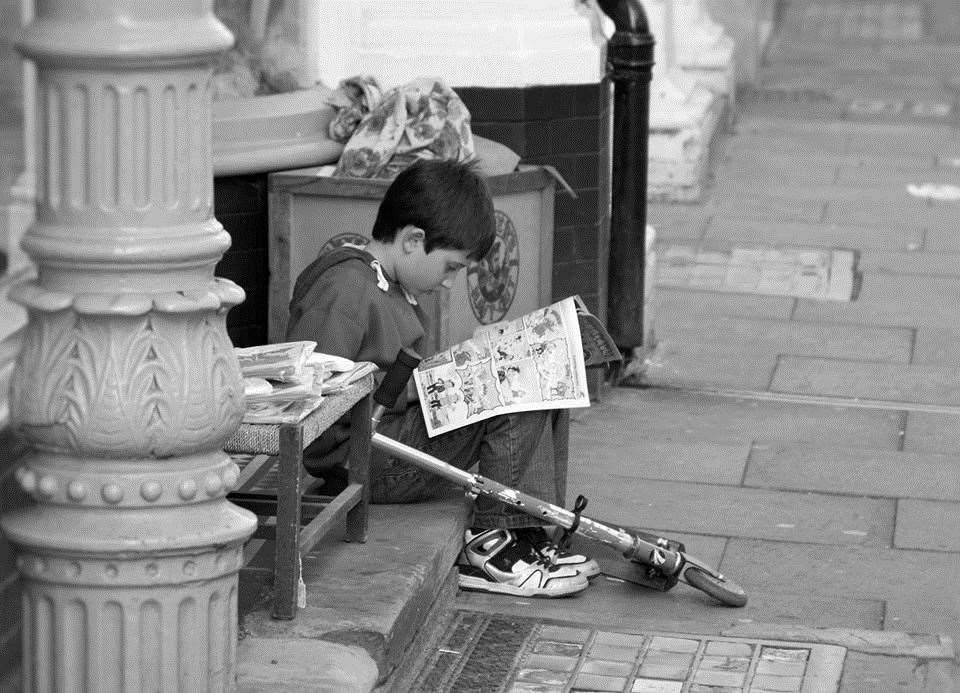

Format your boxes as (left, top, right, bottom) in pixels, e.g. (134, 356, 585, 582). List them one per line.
(237, 495, 471, 690)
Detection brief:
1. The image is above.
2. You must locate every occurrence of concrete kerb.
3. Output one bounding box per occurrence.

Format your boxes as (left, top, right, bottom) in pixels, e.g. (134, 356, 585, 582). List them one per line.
(722, 623, 955, 660)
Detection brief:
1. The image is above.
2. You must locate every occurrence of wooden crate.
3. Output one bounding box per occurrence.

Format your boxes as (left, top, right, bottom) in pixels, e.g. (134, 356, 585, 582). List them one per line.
(268, 166, 555, 352)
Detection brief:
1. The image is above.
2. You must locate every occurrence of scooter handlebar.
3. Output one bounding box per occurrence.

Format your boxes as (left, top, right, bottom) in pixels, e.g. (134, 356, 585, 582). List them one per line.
(374, 348, 422, 409)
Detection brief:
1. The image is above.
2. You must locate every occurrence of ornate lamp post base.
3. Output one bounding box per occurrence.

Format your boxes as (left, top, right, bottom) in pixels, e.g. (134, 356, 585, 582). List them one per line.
(0, 1, 257, 690)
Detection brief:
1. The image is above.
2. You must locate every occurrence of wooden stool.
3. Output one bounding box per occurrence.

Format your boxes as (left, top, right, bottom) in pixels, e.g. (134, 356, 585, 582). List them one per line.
(224, 375, 374, 619)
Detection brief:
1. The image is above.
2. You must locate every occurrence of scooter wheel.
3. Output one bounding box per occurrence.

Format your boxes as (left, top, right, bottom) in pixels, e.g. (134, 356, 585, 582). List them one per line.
(683, 567, 748, 608)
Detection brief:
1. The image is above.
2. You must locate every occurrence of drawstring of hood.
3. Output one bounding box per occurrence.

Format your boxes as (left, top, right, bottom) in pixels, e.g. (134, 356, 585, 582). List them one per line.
(345, 242, 419, 306)
(369, 259, 390, 292)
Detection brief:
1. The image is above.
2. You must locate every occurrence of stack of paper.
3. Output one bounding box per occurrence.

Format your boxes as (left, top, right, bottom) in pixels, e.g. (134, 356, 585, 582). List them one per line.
(234, 343, 377, 424)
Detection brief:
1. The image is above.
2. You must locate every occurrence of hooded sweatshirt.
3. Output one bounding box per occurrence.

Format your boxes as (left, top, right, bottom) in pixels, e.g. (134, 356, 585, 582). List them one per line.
(286, 245, 429, 463)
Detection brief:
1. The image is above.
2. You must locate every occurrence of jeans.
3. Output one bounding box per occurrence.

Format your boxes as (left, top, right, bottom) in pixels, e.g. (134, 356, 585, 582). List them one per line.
(371, 405, 570, 530)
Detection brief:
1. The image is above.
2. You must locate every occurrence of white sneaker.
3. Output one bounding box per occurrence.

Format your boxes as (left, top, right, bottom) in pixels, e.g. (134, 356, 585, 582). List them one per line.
(517, 527, 602, 579)
(457, 528, 589, 598)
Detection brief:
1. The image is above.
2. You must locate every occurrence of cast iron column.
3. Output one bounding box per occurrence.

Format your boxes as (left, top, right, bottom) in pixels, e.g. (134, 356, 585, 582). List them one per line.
(0, 1, 257, 690)
(597, 0, 655, 349)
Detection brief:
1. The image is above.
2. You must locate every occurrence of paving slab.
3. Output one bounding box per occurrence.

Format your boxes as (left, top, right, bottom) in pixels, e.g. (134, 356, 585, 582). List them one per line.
(567, 436, 750, 486)
(721, 539, 960, 603)
(733, 116, 872, 139)
(640, 347, 778, 391)
(838, 124, 957, 154)
(456, 576, 884, 639)
(901, 410, 960, 453)
(827, 180, 941, 208)
(652, 314, 912, 364)
(562, 478, 894, 547)
(653, 287, 795, 320)
(857, 249, 960, 277)
(927, 142, 960, 165)
(745, 443, 960, 501)
(573, 387, 905, 450)
(839, 652, 953, 693)
(647, 204, 711, 242)
(771, 355, 960, 405)
(834, 162, 942, 185)
(829, 151, 942, 170)
(912, 327, 960, 364)
(721, 623, 953, 661)
(724, 142, 937, 171)
(822, 197, 950, 228)
(894, 498, 960, 551)
(707, 192, 826, 224)
(721, 132, 852, 157)
(884, 597, 960, 648)
(703, 217, 923, 251)
(737, 99, 851, 124)
(710, 180, 908, 205)
(794, 272, 960, 328)
(713, 151, 839, 185)
(919, 220, 960, 252)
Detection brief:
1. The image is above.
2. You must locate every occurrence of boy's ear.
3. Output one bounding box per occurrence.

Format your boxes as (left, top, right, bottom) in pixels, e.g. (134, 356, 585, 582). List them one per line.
(399, 225, 426, 254)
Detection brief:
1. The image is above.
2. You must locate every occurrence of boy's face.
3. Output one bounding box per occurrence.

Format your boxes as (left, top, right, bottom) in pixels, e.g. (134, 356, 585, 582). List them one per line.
(396, 226, 470, 293)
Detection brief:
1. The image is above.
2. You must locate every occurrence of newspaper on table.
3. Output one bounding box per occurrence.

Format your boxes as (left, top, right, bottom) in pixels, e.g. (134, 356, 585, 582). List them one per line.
(413, 296, 619, 437)
(235, 342, 376, 424)
(235, 341, 316, 382)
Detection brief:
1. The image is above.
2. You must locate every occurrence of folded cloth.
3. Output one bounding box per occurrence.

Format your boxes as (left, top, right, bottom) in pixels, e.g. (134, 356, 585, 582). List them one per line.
(326, 75, 385, 143)
(332, 76, 475, 179)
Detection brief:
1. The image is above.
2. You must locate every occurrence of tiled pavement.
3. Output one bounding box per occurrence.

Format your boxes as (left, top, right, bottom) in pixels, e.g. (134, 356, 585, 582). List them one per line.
(410, 612, 846, 693)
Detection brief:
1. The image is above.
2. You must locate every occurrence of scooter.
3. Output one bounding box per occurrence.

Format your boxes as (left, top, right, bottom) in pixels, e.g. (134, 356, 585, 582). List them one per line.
(367, 350, 748, 608)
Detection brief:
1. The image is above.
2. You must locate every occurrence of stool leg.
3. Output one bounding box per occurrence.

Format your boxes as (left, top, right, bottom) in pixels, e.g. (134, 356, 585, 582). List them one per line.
(272, 423, 303, 619)
(345, 393, 371, 543)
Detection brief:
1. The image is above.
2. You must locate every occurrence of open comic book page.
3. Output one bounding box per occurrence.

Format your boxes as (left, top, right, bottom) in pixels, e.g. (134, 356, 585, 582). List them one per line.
(413, 297, 590, 437)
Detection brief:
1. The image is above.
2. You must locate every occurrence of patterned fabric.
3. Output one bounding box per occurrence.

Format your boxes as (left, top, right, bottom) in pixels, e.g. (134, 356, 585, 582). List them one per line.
(326, 75, 385, 143)
(329, 76, 476, 179)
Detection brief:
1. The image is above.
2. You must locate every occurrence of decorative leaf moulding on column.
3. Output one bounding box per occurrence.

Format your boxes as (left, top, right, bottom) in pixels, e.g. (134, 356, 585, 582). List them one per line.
(9, 279, 245, 458)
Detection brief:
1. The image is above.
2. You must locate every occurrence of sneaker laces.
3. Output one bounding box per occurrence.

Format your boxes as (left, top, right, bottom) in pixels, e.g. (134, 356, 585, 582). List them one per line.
(514, 527, 562, 567)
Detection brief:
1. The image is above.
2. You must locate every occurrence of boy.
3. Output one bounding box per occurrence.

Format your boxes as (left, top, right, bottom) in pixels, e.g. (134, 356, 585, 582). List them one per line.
(286, 160, 598, 597)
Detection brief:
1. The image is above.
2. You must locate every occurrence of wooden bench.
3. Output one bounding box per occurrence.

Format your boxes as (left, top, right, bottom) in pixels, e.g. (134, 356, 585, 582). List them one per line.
(224, 375, 374, 619)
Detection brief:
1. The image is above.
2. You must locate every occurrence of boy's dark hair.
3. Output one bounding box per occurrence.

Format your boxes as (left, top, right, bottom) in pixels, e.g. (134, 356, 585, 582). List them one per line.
(371, 159, 496, 261)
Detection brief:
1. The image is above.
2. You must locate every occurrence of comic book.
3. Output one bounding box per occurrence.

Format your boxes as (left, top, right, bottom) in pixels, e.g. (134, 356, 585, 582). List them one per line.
(413, 296, 620, 437)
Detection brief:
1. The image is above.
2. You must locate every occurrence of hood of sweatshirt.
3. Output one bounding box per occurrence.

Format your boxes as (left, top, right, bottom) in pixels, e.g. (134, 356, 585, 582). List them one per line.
(290, 245, 374, 311)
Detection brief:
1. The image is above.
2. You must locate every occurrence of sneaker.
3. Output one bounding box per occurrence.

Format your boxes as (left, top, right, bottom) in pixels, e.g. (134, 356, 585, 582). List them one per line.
(457, 528, 589, 598)
(517, 527, 602, 579)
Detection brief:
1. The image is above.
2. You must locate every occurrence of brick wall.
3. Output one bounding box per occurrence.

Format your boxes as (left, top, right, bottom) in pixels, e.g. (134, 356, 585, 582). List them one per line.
(456, 83, 612, 324)
(214, 174, 271, 348)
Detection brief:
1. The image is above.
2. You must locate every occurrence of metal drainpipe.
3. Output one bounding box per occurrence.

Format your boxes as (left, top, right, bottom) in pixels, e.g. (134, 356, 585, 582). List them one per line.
(596, 0, 655, 351)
